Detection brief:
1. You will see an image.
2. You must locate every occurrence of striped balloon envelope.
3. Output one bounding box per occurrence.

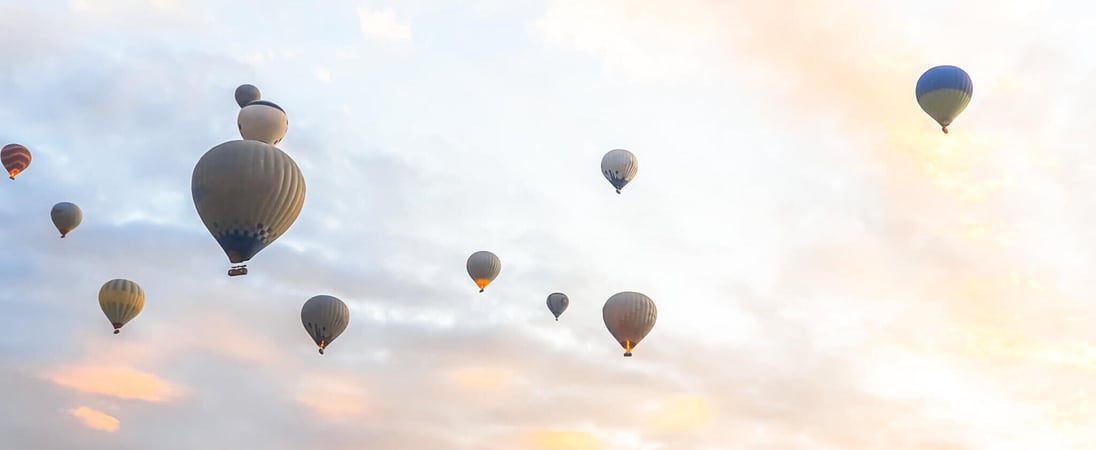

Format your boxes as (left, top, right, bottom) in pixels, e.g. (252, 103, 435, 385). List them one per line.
(98, 279, 145, 335)
(601, 149, 638, 194)
(1, 144, 31, 180)
(466, 250, 501, 293)
(915, 65, 973, 134)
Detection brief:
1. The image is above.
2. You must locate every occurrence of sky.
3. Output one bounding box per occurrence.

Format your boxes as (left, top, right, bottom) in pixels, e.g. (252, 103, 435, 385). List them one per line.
(1, 0, 1095, 448)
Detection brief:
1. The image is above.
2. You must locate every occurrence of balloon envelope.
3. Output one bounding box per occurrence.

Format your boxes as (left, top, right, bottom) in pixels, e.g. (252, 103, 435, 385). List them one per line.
(915, 65, 972, 133)
(2, 144, 31, 180)
(547, 292, 569, 320)
(238, 100, 288, 145)
(99, 279, 145, 334)
(50, 202, 82, 238)
(602, 291, 657, 357)
(235, 84, 261, 108)
(601, 149, 638, 194)
(466, 251, 501, 292)
(301, 295, 350, 355)
(191, 140, 306, 274)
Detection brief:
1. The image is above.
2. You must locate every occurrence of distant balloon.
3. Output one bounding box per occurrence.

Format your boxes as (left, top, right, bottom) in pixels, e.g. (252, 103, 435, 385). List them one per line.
(2, 144, 31, 180)
(99, 279, 145, 335)
(602, 291, 657, 357)
(547, 292, 569, 321)
(234, 84, 262, 108)
(50, 202, 82, 238)
(238, 100, 288, 145)
(601, 149, 638, 194)
(466, 251, 501, 293)
(915, 65, 973, 134)
(301, 295, 350, 355)
(192, 140, 306, 276)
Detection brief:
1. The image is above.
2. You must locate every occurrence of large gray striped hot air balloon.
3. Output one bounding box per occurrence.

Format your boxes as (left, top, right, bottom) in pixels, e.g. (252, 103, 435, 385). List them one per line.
(601, 149, 638, 194)
(238, 100, 288, 145)
(234, 84, 261, 108)
(99, 279, 144, 335)
(467, 251, 501, 293)
(547, 292, 569, 321)
(301, 295, 350, 355)
(50, 202, 82, 238)
(602, 291, 657, 357)
(192, 140, 306, 276)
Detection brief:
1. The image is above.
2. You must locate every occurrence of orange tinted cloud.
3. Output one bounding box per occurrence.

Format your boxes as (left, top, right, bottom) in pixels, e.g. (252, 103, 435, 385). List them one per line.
(69, 406, 119, 432)
(188, 313, 282, 365)
(449, 366, 514, 390)
(48, 365, 181, 401)
(644, 395, 715, 432)
(525, 430, 605, 450)
(295, 374, 369, 419)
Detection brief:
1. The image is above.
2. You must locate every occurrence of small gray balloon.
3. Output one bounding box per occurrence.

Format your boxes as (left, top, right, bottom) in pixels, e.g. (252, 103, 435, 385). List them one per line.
(234, 84, 261, 108)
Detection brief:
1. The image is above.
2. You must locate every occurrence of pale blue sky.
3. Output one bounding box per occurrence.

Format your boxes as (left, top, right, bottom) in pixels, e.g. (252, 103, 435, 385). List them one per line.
(2, 1, 1095, 449)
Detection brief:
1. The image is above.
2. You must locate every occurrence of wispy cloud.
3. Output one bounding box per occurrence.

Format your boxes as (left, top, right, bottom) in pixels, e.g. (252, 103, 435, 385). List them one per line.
(47, 366, 182, 402)
(358, 5, 412, 44)
(69, 406, 120, 432)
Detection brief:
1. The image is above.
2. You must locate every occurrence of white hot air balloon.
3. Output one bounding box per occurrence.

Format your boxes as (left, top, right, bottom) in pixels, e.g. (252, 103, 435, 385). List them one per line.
(467, 251, 501, 293)
(301, 295, 350, 355)
(191, 140, 306, 276)
(238, 100, 288, 145)
(50, 202, 82, 238)
(547, 292, 569, 321)
(602, 291, 657, 357)
(99, 279, 145, 334)
(601, 149, 638, 194)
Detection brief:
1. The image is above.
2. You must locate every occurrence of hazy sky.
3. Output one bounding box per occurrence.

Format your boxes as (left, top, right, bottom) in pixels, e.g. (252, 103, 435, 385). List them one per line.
(2, 0, 1095, 449)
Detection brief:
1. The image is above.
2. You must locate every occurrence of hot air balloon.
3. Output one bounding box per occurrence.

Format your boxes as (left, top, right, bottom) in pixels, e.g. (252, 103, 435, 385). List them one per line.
(99, 279, 144, 334)
(235, 84, 261, 108)
(602, 291, 657, 357)
(601, 149, 637, 194)
(467, 251, 501, 292)
(915, 65, 973, 134)
(547, 292, 569, 321)
(2, 144, 31, 180)
(192, 140, 306, 276)
(301, 295, 350, 355)
(238, 100, 288, 145)
(50, 202, 82, 238)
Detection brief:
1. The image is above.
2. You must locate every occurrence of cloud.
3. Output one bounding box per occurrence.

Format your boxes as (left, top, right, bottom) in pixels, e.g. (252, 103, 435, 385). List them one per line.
(525, 430, 606, 450)
(642, 395, 714, 432)
(294, 373, 369, 419)
(448, 366, 515, 390)
(4, 1, 1096, 449)
(358, 5, 412, 43)
(47, 366, 182, 402)
(69, 406, 120, 432)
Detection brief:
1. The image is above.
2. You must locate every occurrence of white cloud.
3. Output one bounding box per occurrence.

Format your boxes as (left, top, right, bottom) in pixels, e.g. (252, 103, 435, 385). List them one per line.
(357, 5, 412, 44)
